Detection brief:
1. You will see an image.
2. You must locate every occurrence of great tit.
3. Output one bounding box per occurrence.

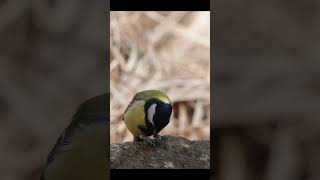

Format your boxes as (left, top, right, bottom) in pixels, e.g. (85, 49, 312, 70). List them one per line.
(123, 90, 172, 146)
(41, 93, 109, 180)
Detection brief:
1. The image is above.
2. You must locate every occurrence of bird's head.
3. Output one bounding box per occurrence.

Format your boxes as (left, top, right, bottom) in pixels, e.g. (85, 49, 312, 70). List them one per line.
(136, 90, 173, 135)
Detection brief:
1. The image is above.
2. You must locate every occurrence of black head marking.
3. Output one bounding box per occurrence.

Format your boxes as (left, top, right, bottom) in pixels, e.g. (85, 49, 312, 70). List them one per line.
(144, 98, 172, 136)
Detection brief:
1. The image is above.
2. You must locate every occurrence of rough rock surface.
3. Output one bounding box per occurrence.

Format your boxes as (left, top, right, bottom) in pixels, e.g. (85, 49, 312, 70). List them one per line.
(110, 136, 210, 169)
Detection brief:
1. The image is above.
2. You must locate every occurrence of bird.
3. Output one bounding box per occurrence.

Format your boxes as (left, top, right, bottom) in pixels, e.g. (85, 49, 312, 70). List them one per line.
(123, 90, 173, 146)
(40, 93, 109, 180)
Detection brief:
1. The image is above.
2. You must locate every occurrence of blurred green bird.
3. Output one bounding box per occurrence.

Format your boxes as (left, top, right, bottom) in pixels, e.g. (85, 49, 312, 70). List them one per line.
(40, 93, 109, 180)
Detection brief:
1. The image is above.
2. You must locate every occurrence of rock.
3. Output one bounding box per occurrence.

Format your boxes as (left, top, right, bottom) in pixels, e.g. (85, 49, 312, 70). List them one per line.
(110, 136, 210, 169)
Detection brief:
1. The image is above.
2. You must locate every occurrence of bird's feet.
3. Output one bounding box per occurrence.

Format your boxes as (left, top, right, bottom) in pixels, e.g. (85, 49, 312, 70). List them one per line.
(144, 135, 158, 147)
(136, 134, 163, 147)
(154, 134, 162, 143)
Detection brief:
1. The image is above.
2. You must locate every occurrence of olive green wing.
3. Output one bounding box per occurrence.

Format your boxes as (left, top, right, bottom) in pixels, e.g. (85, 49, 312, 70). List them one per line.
(41, 93, 109, 180)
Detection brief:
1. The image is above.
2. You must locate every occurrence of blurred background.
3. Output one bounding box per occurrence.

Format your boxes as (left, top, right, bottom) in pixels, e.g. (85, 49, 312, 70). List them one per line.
(0, 1, 107, 180)
(214, 0, 320, 180)
(110, 11, 210, 143)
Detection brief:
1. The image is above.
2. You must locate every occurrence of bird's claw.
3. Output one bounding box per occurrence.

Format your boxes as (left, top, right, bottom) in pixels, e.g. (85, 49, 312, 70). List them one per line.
(154, 134, 162, 143)
(142, 135, 162, 147)
(145, 137, 157, 147)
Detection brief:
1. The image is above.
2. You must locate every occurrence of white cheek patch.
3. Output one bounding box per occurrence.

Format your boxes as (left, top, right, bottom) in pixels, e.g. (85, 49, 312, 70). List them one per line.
(147, 103, 157, 126)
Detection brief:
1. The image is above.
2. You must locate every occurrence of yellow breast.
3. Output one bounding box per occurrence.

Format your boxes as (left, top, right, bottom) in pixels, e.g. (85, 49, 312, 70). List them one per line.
(123, 100, 146, 136)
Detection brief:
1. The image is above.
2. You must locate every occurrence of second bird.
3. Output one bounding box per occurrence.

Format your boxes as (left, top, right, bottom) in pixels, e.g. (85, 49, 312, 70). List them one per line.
(123, 90, 173, 146)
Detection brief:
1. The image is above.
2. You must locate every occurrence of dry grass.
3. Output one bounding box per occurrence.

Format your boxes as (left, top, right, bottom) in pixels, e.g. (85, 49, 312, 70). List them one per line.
(110, 11, 210, 143)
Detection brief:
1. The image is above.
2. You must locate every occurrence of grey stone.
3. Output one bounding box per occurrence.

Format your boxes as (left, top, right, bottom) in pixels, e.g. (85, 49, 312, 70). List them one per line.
(110, 136, 210, 169)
